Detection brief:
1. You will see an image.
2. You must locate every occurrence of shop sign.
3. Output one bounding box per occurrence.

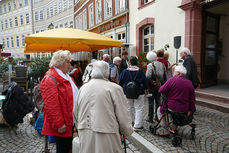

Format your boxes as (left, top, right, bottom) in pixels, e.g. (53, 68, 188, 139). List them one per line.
(98, 20, 121, 33)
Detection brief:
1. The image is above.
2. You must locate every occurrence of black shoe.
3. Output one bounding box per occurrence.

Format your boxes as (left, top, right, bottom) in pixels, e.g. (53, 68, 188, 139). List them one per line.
(132, 122, 134, 127)
(133, 127, 144, 131)
(146, 119, 154, 123)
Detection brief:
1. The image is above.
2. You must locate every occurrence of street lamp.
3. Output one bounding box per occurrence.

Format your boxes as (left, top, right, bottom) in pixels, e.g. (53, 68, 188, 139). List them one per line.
(48, 23, 54, 30)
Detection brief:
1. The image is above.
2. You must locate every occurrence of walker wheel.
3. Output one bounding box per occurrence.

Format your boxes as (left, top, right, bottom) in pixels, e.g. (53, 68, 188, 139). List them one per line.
(171, 136, 182, 147)
(149, 125, 156, 135)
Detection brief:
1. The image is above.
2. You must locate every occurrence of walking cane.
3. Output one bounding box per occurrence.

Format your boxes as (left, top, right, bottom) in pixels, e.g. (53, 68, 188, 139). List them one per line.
(123, 136, 127, 153)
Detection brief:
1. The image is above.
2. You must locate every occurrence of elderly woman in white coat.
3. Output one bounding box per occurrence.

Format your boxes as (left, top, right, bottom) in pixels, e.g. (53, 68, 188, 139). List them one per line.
(73, 61, 133, 153)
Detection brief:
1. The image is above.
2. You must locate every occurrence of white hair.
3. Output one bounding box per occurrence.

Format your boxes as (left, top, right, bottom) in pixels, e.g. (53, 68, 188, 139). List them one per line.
(49, 50, 72, 68)
(181, 48, 191, 55)
(146, 51, 157, 62)
(90, 61, 110, 79)
(113, 56, 121, 63)
(103, 54, 109, 59)
(174, 65, 187, 75)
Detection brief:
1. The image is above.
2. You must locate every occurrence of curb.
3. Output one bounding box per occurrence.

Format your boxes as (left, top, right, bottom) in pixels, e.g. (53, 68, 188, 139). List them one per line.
(128, 132, 164, 153)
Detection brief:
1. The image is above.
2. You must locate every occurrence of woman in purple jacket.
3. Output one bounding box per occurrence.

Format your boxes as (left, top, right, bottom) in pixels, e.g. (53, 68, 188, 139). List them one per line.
(157, 65, 195, 135)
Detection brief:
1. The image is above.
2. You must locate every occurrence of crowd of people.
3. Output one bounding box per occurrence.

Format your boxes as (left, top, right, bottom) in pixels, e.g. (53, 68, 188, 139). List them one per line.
(39, 47, 199, 153)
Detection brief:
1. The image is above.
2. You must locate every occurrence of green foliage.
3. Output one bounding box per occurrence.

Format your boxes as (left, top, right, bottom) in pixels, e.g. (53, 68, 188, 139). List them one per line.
(138, 52, 149, 72)
(30, 57, 51, 82)
(0, 56, 16, 73)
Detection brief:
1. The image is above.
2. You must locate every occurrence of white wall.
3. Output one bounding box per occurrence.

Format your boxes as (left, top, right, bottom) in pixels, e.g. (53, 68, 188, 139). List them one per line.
(129, 0, 185, 64)
(218, 15, 229, 82)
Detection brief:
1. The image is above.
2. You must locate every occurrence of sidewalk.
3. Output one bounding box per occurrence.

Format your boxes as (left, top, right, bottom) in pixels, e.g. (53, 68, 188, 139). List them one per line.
(129, 105, 229, 153)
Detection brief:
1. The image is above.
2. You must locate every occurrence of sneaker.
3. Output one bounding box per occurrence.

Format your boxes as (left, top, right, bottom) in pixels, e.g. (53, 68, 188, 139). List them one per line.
(133, 127, 144, 131)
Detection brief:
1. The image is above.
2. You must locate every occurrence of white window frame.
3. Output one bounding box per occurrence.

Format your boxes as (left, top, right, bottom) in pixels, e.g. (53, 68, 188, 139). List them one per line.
(104, 0, 112, 20)
(8, 2, 11, 12)
(50, 6, 53, 17)
(9, 18, 12, 28)
(95, 0, 102, 24)
(0, 6, 2, 15)
(40, 10, 44, 20)
(54, 3, 57, 15)
(15, 16, 18, 27)
(115, 0, 125, 14)
(13, 0, 17, 10)
(26, 13, 29, 24)
(19, 0, 23, 8)
(65, 22, 68, 28)
(3, 4, 7, 13)
(5, 19, 8, 29)
(11, 37, 14, 48)
(83, 9, 87, 30)
(63, 0, 67, 11)
(58, 0, 62, 13)
(88, 3, 94, 27)
(35, 11, 38, 22)
(69, 0, 73, 7)
(21, 35, 25, 46)
(24, 0, 29, 6)
(16, 36, 20, 47)
(70, 21, 73, 28)
(144, 0, 153, 4)
(79, 13, 83, 30)
(1, 21, 4, 30)
(20, 15, 23, 25)
(142, 25, 154, 52)
(47, 8, 49, 18)
(6, 37, 9, 48)
(75, 16, 79, 29)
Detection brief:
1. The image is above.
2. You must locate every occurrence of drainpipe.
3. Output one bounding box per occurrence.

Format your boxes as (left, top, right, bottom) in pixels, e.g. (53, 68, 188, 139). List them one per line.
(125, 0, 129, 55)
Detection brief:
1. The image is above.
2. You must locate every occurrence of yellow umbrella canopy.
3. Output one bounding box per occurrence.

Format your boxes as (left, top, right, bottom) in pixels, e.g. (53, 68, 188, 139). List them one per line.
(24, 28, 123, 53)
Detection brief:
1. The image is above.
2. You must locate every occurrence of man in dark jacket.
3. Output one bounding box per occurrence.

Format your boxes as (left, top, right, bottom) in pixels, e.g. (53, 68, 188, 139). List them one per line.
(180, 48, 199, 89)
(120, 50, 129, 74)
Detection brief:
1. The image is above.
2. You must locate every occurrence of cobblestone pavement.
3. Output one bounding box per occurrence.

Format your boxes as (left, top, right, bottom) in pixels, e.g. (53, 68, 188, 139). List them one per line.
(137, 105, 229, 153)
(0, 116, 141, 153)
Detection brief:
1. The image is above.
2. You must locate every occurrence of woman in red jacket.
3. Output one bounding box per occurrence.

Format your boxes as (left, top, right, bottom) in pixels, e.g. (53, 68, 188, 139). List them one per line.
(40, 50, 78, 153)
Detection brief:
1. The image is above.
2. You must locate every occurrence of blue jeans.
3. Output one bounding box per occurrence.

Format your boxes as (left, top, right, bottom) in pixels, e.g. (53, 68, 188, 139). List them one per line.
(148, 91, 161, 121)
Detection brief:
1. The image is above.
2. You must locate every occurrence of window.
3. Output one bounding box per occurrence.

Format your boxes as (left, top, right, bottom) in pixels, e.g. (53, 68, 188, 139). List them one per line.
(13, 0, 17, 10)
(11, 37, 14, 48)
(2, 38, 5, 47)
(60, 24, 63, 28)
(26, 13, 29, 24)
(143, 25, 154, 52)
(35, 11, 38, 21)
(25, 0, 29, 6)
(47, 8, 49, 18)
(0, 6, 2, 15)
(54, 3, 57, 15)
(3, 4, 7, 13)
(50, 6, 53, 17)
(79, 14, 83, 30)
(6, 38, 9, 48)
(58, 0, 62, 13)
(21, 35, 25, 46)
(69, 0, 73, 7)
(5, 19, 8, 29)
(15, 16, 18, 27)
(88, 3, 94, 27)
(83, 9, 87, 30)
(65, 22, 68, 28)
(75, 16, 79, 29)
(8, 2, 11, 12)
(40, 10, 44, 20)
(63, 0, 67, 10)
(55, 25, 58, 29)
(9, 18, 12, 28)
(144, 0, 153, 4)
(104, 0, 112, 19)
(36, 30, 39, 33)
(20, 15, 24, 25)
(95, 0, 102, 24)
(1, 21, 3, 30)
(70, 21, 73, 28)
(115, 0, 125, 14)
(16, 36, 20, 47)
(19, 0, 23, 8)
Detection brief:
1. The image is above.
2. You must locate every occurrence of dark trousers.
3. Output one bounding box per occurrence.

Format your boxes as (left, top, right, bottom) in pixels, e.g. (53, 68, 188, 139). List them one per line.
(148, 91, 161, 121)
(55, 136, 73, 153)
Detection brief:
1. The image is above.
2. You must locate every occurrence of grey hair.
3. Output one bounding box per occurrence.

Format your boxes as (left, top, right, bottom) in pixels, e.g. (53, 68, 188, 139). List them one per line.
(90, 61, 110, 79)
(181, 48, 191, 55)
(49, 50, 72, 68)
(113, 56, 121, 63)
(146, 51, 157, 62)
(174, 65, 187, 75)
(103, 54, 109, 59)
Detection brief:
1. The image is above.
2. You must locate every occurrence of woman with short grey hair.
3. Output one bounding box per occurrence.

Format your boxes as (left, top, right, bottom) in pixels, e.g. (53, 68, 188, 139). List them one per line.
(73, 60, 133, 153)
(40, 50, 78, 153)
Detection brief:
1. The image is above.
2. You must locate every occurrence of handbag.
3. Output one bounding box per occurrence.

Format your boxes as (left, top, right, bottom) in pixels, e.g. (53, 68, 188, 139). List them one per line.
(148, 63, 161, 92)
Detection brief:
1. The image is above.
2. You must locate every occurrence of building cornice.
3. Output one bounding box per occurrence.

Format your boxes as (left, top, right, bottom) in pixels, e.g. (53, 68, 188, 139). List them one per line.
(179, 0, 202, 11)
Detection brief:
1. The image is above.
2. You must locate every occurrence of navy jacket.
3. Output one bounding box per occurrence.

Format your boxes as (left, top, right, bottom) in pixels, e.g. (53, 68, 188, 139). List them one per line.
(119, 69, 148, 95)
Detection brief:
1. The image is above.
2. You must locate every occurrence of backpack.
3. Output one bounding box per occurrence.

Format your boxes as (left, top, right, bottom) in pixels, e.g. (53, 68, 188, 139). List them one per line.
(125, 70, 140, 99)
(2, 82, 35, 126)
(148, 63, 161, 92)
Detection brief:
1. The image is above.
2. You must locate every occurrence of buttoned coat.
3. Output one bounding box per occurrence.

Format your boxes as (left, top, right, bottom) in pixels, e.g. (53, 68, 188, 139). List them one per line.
(73, 78, 133, 153)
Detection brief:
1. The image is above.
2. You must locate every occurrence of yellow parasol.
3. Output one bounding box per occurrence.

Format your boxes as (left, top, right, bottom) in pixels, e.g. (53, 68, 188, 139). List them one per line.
(24, 28, 123, 53)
